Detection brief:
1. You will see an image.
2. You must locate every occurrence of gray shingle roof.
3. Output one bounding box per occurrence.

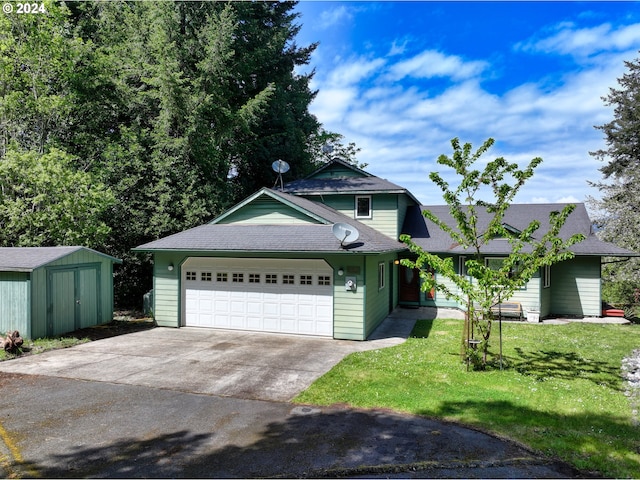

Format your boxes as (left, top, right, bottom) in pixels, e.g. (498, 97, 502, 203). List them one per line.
(135, 188, 404, 254)
(402, 203, 639, 256)
(283, 158, 420, 204)
(284, 175, 410, 196)
(0, 247, 122, 272)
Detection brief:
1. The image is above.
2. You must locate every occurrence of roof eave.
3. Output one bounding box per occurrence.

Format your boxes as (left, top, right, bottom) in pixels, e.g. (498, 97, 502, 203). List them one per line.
(132, 247, 407, 255)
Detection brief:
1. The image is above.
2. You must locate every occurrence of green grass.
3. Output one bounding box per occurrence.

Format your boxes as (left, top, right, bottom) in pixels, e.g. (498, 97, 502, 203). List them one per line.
(0, 336, 90, 361)
(294, 319, 640, 477)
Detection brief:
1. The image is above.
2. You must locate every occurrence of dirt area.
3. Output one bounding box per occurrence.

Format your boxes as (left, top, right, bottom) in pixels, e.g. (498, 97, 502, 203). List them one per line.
(68, 310, 156, 341)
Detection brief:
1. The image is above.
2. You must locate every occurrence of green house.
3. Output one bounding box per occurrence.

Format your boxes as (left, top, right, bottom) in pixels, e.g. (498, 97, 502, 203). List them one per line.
(135, 159, 637, 340)
(0, 247, 122, 339)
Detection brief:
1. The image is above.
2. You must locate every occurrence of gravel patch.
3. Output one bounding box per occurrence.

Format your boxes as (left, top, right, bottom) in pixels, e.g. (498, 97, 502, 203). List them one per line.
(621, 349, 640, 425)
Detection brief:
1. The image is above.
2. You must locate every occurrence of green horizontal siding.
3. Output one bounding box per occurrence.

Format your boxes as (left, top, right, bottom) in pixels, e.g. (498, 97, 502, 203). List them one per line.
(364, 254, 396, 338)
(550, 257, 601, 316)
(218, 196, 320, 225)
(320, 193, 400, 239)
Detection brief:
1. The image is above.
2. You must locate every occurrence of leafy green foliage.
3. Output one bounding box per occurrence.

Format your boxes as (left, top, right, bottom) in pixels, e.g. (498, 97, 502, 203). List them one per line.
(295, 319, 640, 478)
(589, 54, 640, 300)
(1, 0, 331, 305)
(401, 138, 584, 368)
(0, 148, 114, 246)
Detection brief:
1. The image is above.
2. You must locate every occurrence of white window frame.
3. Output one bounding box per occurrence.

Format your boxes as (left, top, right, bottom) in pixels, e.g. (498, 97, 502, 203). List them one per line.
(378, 262, 385, 290)
(485, 257, 526, 290)
(355, 195, 372, 219)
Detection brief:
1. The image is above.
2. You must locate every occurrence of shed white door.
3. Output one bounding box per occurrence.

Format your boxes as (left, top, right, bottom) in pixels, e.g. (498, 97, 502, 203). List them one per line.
(183, 258, 333, 336)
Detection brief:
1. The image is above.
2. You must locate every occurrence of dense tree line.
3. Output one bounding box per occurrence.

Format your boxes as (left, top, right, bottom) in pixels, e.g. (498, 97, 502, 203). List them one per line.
(0, 0, 335, 305)
(590, 53, 640, 308)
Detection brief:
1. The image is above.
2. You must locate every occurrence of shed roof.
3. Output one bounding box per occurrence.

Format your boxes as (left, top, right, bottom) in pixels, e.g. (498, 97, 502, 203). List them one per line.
(0, 247, 122, 272)
(402, 203, 639, 257)
(135, 188, 404, 254)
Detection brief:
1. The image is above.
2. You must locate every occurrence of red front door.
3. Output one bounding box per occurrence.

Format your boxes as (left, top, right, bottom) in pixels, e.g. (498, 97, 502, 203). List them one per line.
(399, 265, 420, 303)
(399, 265, 435, 303)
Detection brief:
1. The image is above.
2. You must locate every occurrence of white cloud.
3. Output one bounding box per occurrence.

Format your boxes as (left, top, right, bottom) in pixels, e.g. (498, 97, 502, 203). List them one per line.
(518, 22, 640, 57)
(389, 50, 489, 81)
(317, 5, 353, 30)
(306, 16, 640, 205)
(326, 57, 386, 87)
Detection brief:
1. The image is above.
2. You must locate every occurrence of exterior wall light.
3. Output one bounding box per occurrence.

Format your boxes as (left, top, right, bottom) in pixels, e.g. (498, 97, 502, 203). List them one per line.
(168, 264, 174, 271)
(337, 268, 344, 276)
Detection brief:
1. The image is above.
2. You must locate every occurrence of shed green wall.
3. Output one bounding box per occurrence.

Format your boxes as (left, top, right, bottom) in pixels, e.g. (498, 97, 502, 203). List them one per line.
(0, 272, 31, 338)
(29, 250, 116, 338)
(550, 256, 601, 316)
(151, 251, 398, 340)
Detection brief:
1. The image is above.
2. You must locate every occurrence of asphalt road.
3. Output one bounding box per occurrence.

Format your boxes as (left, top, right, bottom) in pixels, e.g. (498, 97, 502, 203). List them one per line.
(0, 371, 583, 479)
(0, 312, 586, 478)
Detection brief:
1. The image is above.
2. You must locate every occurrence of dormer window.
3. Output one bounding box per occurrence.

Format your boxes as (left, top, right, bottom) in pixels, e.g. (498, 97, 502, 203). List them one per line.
(355, 195, 372, 219)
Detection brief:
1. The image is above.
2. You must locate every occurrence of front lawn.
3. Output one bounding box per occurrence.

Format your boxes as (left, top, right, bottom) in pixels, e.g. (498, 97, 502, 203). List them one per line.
(295, 319, 640, 478)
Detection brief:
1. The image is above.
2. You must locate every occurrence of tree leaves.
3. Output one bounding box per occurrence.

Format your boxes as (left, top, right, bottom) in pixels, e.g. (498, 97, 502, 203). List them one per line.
(402, 138, 584, 369)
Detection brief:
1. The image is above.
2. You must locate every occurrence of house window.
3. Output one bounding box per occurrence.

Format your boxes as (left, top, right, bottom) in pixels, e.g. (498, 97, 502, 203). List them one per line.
(249, 273, 260, 283)
(355, 195, 372, 219)
(459, 256, 467, 276)
(232, 273, 244, 283)
(283, 274, 295, 285)
(378, 262, 385, 290)
(216, 272, 228, 282)
(485, 257, 525, 289)
(265, 274, 277, 284)
(201, 272, 212, 282)
(543, 265, 551, 288)
(300, 275, 312, 285)
(318, 275, 331, 286)
(186, 271, 196, 281)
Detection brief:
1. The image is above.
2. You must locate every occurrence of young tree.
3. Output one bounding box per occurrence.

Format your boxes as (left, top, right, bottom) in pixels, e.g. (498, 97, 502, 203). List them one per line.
(400, 138, 585, 369)
(589, 54, 640, 307)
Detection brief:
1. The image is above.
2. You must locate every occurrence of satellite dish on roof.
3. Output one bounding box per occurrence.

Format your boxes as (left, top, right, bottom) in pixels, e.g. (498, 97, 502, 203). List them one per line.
(272, 159, 290, 191)
(272, 160, 290, 174)
(332, 222, 360, 248)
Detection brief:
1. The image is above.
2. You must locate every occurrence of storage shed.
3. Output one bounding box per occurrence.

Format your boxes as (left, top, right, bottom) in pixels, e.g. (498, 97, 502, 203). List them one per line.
(0, 247, 122, 339)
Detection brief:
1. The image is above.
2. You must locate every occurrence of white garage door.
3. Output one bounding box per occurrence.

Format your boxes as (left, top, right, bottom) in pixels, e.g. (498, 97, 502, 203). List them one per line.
(183, 258, 333, 336)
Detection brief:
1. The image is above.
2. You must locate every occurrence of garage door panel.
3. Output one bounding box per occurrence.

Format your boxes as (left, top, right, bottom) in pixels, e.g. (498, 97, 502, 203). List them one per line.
(184, 258, 333, 336)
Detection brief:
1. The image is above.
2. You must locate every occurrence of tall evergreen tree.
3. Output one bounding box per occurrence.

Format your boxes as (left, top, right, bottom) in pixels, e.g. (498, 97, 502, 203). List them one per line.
(67, 1, 320, 304)
(590, 54, 640, 306)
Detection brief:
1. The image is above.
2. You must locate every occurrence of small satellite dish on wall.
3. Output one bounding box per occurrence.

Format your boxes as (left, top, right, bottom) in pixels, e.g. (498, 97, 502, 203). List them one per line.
(332, 222, 360, 248)
(272, 159, 290, 190)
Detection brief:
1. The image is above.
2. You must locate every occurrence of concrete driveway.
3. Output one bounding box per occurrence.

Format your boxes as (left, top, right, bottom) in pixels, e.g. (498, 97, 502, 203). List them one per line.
(0, 310, 417, 401)
(0, 309, 581, 478)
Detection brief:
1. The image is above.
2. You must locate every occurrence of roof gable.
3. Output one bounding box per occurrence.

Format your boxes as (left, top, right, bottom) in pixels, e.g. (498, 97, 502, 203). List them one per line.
(305, 158, 371, 180)
(134, 188, 404, 254)
(211, 188, 330, 226)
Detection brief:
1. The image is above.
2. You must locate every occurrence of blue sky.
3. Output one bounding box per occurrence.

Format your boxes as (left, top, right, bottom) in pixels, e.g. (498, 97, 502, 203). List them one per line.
(293, 1, 640, 206)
